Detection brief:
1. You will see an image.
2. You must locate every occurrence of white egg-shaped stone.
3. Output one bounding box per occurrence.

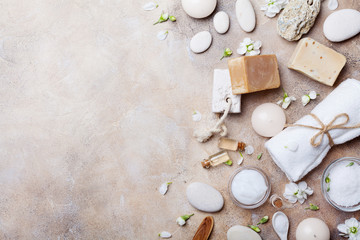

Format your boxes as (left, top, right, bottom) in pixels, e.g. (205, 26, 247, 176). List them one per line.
(236, 0, 256, 32)
(251, 103, 286, 137)
(296, 218, 330, 240)
(213, 11, 230, 34)
(323, 9, 360, 42)
(186, 182, 224, 212)
(227, 225, 262, 240)
(190, 31, 212, 53)
(181, 0, 217, 19)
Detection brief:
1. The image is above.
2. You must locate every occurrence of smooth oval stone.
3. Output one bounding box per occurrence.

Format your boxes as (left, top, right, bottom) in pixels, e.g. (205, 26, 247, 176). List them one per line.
(323, 9, 360, 42)
(213, 11, 230, 34)
(227, 225, 262, 240)
(190, 31, 212, 53)
(181, 0, 217, 19)
(186, 182, 224, 212)
(235, 0, 256, 32)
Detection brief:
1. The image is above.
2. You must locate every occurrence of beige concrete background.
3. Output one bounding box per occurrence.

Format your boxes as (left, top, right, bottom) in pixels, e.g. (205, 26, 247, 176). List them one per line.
(0, 0, 359, 239)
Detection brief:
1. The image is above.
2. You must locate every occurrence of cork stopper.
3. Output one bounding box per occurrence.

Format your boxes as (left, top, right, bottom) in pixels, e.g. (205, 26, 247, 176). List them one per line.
(201, 160, 211, 168)
(238, 142, 246, 151)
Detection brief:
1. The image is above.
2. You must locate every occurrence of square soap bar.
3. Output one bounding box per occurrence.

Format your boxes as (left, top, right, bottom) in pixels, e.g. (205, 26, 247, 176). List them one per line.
(228, 55, 281, 95)
(288, 37, 346, 86)
(212, 69, 241, 113)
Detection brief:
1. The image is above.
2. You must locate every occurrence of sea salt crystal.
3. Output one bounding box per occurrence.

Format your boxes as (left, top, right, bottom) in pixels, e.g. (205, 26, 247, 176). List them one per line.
(328, 161, 360, 207)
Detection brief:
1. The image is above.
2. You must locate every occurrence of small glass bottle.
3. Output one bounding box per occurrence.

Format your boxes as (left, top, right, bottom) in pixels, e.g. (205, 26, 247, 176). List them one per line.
(218, 137, 246, 151)
(201, 151, 231, 168)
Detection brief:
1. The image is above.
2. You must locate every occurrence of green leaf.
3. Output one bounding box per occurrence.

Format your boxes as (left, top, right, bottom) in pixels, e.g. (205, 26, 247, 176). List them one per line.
(239, 151, 244, 158)
(325, 174, 330, 183)
(167, 182, 172, 185)
(181, 213, 194, 221)
(224, 160, 233, 166)
(326, 186, 330, 192)
(248, 225, 261, 233)
(346, 162, 354, 167)
(257, 216, 269, 225)
(257, 153, 263, 160)
(305, 203, 319, 211)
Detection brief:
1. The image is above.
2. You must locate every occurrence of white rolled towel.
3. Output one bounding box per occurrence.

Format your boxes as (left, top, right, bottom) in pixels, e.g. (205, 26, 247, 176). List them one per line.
(265, 79, 360, 182)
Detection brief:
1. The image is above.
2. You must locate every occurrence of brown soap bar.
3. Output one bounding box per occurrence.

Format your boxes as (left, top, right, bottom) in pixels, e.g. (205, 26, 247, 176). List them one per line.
(228, 55, 281, 95)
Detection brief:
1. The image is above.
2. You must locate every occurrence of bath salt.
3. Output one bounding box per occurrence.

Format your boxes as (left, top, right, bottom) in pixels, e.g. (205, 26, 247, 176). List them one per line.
(231, 169, 268, 205)
(328, 161, 360, 207)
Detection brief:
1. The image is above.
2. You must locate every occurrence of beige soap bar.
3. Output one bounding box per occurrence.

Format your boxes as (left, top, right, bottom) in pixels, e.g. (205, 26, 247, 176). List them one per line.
(228, 55, 281, 95)
(288, 37, 346, 86)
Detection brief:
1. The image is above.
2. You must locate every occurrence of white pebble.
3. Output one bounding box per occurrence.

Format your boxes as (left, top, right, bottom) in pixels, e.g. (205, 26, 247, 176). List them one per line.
(190, 31, 212, 53)
(323, 9, 360, 42)
(235, 0, 256, 32)
(186, 182, 224, 212)
(181, 0, 217, 19)
(213, 11, 230, 34)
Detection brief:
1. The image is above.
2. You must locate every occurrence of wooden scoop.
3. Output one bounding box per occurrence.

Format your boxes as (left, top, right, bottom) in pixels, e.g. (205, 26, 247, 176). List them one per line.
(192, 216, 214, 240)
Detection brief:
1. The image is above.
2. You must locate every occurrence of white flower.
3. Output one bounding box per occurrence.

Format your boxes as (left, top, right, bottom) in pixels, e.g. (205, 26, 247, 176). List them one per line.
(143, 2, 158, 11)
(283, 181, 313, 204)
(261, 0, 288, 18)
(302, 95, 310, 106)
(159, 182, 172, 195)
(237, 38, 262, 56)
(302, 91, 318, 106)
(176, 214, 194, 226)
(338, 218, 360, 240)
(277, 90, 296, 109)
(157, 30, 168, 41)
(192, 110, 202, 122)
(238, 156, 244, 165)
(159, 231, 172, 238)
(176, 217, 186, 226)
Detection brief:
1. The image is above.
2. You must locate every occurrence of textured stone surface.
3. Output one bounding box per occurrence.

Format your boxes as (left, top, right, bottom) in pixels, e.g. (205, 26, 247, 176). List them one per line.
(278, 0, 321, 41)
(0, 0, 359, 239)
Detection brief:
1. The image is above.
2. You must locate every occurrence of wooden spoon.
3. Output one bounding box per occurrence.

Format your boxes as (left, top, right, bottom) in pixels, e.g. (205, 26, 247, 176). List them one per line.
(192, 216, 214, 240)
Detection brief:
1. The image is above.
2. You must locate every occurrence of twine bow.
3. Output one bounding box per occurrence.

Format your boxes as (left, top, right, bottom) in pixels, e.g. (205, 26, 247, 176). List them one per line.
(286, 113, 360, 147)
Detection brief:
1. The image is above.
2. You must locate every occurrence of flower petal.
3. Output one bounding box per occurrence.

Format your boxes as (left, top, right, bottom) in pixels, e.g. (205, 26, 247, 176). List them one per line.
(143, 2, 158, 11)
(159, 182, 171, 195)
(338, 223, 349, 234)
(304, 187, 313, 195)
(253, 41, 262, 49)
(237, 46, 247, 55)
(192, 110, 202, 122)
(346, 218, 359, 228)
(309, 91, 317, 100)
(298, 181, 308, 191)
(159, 231, 172, 238)
(248, 50, 260, 56)
(243, 38, 253, 45)
(157, 30, 168, 41)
